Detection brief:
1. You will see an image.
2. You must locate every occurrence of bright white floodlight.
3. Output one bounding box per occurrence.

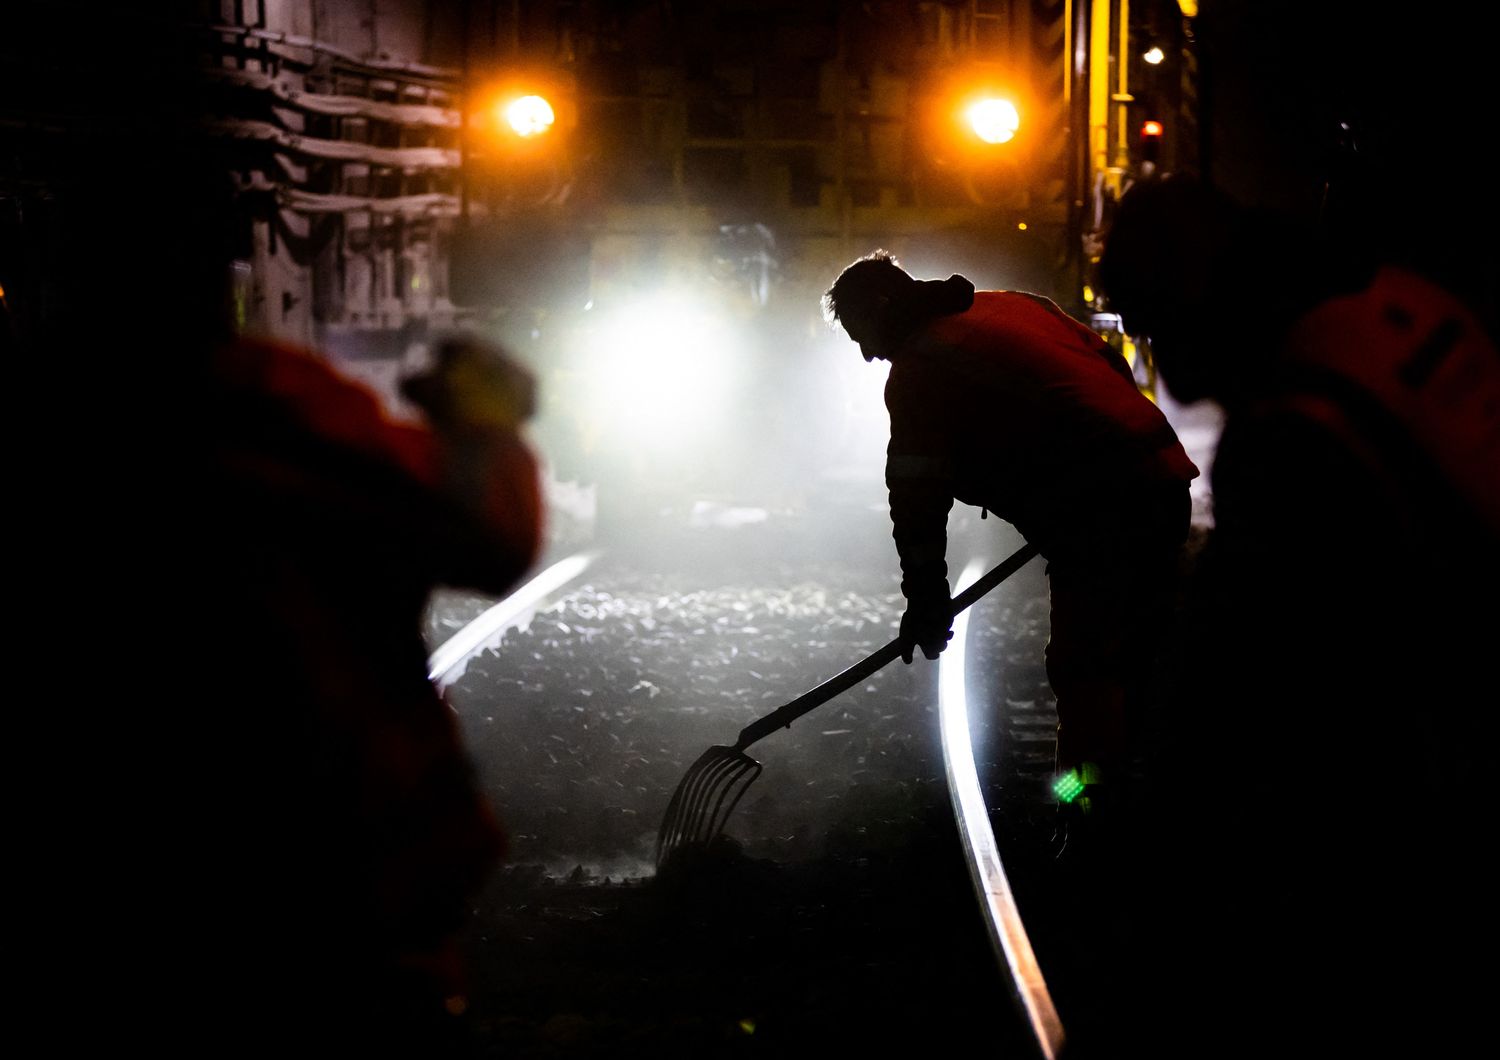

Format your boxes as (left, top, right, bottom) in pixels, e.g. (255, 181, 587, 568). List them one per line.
(589, 293, 735, 445)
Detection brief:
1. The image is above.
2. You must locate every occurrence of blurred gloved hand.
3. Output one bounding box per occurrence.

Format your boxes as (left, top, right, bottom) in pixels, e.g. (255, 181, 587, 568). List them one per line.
(401, 335, 542, 534)
(401, 335, 536, 432)
(898, 589, 953, 663)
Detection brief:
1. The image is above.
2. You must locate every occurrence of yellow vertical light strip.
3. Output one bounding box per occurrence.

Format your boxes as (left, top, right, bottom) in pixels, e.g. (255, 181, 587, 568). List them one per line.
(1089, 0, 1112, 179)
(1063, 0, 1073, 107)
(1117, 0, 1130, 167)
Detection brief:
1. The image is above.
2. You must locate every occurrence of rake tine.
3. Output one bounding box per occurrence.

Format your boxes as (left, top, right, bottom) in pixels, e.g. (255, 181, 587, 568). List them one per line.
(681, 753, 747, 843)
(656, 745, 762, 867)
(670, 750, 744, 848)
(656, 543, 1042, 873)
(701, 756, 762, 841)
(656, 747, 729, 864)
(667, 759, 716, 846)
(674, 748, 736, 822)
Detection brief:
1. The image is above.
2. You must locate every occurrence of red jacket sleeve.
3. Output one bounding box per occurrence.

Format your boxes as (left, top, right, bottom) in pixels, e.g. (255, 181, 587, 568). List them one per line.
(885, 358, 956, 603)
(216, 337, 543, 595)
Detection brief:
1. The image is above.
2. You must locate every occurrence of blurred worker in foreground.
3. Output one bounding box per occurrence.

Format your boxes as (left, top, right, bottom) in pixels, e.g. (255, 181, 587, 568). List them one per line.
(822, 252, 1199, 835)
(1099, 174, 1499, 1057)
(202, 331, 543, 1055)
(6, 11, 543, 1053)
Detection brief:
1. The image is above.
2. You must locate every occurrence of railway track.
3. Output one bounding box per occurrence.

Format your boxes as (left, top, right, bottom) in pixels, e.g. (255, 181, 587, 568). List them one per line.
(429, 543, 1074, 1056)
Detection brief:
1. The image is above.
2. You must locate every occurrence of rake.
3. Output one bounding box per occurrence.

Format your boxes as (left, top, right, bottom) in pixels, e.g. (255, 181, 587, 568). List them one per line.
(655, 541, 1039, 870)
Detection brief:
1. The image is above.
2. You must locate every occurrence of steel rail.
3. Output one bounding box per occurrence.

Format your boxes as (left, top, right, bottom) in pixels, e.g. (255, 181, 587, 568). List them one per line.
(429, 543, 1064, 1060)
(938, 556, 1066, 1060)
(426, 550, 601, 687)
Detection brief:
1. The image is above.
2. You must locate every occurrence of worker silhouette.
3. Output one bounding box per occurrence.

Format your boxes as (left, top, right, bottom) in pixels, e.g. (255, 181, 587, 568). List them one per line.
(823, 252, 1198, 835)
(1099, 173, 1500, 1057)
(5, 7, 554, 1050)
(196, 330, 544, 1055)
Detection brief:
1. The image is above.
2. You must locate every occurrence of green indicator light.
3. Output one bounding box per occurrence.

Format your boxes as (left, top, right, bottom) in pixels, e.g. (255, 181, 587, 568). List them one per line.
(1053, 771, 1085, 803)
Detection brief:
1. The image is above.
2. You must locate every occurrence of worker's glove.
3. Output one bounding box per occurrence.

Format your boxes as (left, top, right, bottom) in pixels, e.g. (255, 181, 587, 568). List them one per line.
(401, 335, 536, 433)
(898, 588, 953, 664)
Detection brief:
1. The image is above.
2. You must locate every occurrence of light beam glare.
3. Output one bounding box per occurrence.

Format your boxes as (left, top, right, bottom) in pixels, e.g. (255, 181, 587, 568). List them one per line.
(586, 292, 737, 446)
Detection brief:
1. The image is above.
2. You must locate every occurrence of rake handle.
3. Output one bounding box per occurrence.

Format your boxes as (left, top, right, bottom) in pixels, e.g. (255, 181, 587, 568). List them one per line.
(733, 541, 1040, 751)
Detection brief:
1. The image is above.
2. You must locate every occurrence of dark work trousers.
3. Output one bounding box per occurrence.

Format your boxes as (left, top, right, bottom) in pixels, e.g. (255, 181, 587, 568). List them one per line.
(1042, 483, 1190, 777)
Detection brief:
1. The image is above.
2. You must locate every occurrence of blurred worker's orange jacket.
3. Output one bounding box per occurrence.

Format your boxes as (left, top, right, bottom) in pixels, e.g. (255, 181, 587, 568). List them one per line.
(201, 335, 542, 1048)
